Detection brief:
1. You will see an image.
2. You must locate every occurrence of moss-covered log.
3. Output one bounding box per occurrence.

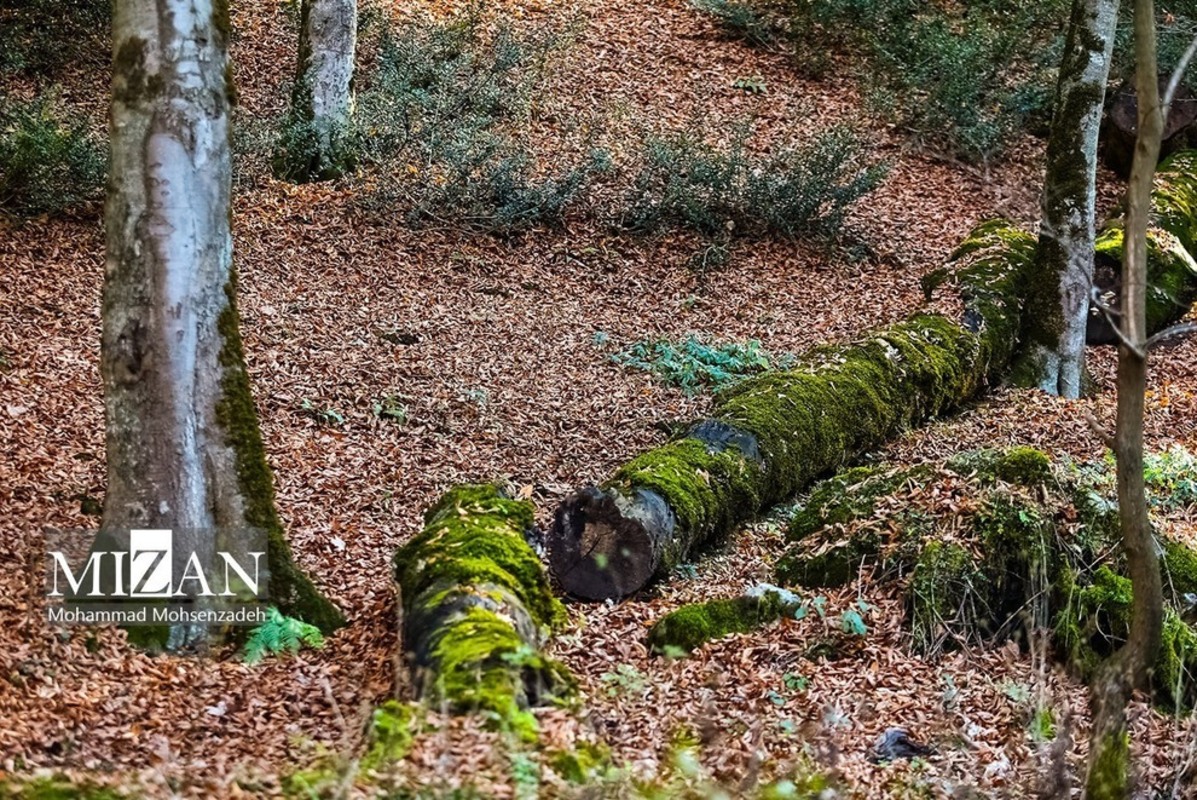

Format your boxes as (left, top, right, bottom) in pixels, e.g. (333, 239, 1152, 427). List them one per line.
(776, 447, 1197, 708)
(547, 221, 1035, 600)
(1088, 150, 1197, 344)
(393, 485, 571, 736)
(647, 585, 802, 655)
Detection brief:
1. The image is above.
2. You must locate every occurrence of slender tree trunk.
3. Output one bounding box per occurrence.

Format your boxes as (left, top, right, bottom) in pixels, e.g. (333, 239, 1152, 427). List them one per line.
(277, 0, 357, 182)
(104, 0, 343, 648)
(1084, 0, 1165, 793)
(1020, 0, 1120, 398)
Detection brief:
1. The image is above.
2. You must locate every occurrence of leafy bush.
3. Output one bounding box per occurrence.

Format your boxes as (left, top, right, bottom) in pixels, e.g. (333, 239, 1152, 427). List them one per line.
(0, 0, 110, 75)
(691, 0, 1067, 162)
(350, 12, 606, 232)
(1143, 445, 1197, 510)
(623, 123, 886, 240)
(0, 93, 106, 217)
(610, 335, 789, 394)
(242, 607, 326, 664)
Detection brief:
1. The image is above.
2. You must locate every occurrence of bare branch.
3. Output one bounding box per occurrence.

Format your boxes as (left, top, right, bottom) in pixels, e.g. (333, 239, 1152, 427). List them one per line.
(1147, 321, 1197, 348)
(1089, 286, 1147, 357)
(1085, 411, 1116, 449)
(1164, 34, 1197, 113)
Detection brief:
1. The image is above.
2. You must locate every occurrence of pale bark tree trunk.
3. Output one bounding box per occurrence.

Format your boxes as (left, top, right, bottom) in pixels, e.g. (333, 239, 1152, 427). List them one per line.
(277, 0, 357, 182)
(103, 0, 343, 648)
(1020, 0, 1120, 398)
(1084, 0, 1165, 793)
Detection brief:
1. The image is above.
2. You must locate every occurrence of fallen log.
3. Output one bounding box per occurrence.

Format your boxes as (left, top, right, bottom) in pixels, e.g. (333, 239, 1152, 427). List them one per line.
(1102, 76, 1197, 179)
(393, 485, 572, 737)
(646, 584, 802, 655)
(1087, 151, 1197, 344)
(547, 221, 1036, 600)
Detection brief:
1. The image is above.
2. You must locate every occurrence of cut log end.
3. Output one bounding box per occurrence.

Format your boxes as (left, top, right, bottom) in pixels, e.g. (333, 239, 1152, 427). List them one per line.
(1103, 75, 1197, 178)
(547, 487, 662, 600)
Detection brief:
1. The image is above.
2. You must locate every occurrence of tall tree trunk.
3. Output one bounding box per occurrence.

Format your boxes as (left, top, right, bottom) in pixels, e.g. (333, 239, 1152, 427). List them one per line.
(1084, 0, 1165, 794)
(276, 0, 357, 182)
(104, 0, 343, 648)
(1019, 0, 1120, 398)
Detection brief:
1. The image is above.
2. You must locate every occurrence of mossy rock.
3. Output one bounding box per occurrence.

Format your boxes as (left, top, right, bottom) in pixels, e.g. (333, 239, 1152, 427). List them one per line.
(1054, 566, 1197, 709)
(647, 587, 801, 654)
(775, 446, 1197, 699)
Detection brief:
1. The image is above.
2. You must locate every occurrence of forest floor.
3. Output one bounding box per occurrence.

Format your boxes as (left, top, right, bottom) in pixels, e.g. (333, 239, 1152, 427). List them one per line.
(1, 0, 1196, 797)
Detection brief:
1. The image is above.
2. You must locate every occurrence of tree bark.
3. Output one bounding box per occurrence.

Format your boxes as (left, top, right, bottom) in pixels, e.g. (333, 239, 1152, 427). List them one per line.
(548, 222, 1035, 600)
(103, 0, 343, 648)
(277, 0, 357, 182)
(1019, 0, 1120, 398)
(1084, 0, 1166, 793)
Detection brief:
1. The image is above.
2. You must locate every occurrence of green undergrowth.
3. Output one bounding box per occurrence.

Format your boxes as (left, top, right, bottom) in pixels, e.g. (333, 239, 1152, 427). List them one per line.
(349, 10, 605, 233)
(607, 335, 789, 395)
(689, 0, 1066, 161)
(0, 91, 106, 217)
(776, 446, 1197, 709)
(392, 485, 572, 739)
(241, 606, 325, 665)
(622, 121, 887, 241)
(0, 777, 126, 800)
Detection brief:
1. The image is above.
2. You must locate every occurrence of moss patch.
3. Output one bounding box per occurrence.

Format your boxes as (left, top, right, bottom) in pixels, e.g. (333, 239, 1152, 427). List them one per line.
(648, 589, 800, 654)
(394, 485, 571, 735)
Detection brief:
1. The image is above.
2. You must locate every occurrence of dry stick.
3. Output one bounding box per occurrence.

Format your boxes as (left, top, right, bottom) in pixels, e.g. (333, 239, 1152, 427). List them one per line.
(1163, 34, 1197, 113)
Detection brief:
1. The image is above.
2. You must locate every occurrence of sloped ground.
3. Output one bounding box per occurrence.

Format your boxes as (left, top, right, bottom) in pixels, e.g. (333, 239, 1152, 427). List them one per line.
(0, 0, 1194, 796)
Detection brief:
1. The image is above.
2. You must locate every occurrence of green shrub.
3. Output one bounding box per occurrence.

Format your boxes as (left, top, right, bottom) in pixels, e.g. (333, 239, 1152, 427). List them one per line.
(622, 123, 886, 239)
(0, 0, 110, 75)
(351, 12, 606, 233)
(692, 0, 1067, 161)
(0, 92, 106, 217)
(610, 335, 789, 394)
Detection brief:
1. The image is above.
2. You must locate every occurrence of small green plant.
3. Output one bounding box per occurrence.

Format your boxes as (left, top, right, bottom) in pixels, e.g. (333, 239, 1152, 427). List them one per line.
(599, 663, 647, 697)
(373, 394, 409, 423)
(1143, 445, 1197, 509)
(0, 92, 106, 217)
(623, 122, 886, 240)
(297, 398, 345, 426)
(242, 607, 326, 664)
(610, 334, 787, 394)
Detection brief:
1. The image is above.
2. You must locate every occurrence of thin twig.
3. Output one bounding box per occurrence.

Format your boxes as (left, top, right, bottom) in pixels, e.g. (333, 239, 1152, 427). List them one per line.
(1147, 321, 1197, 349)
(1164, 34, 1197, 113)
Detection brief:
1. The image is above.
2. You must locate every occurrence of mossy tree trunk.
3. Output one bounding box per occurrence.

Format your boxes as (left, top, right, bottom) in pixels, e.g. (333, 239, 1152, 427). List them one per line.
(393, 485, 571, 739)
(547, 222, 1035, 601)
(103, 0, 343, 649)
(1085, 0, 1166, 793)
(277, 0, 357, 182)
(1018, 0, 1119, 398)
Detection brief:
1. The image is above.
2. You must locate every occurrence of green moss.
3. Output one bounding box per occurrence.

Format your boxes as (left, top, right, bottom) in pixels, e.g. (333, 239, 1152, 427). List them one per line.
(112, 37, 163, 105)
(1084, 729, 1130, 800)
(395, 485, 562, 627)
(216, 277, 344, 633)
(647, 591, 799, 654)
(361, 700, 418, 771)
(0, 777, 126, 800)
(946, 446, 1052, 486)
(547, 741, 613, 784)
(1162, 538, 1197, 596)
(610, 437, 763, 564)
(908, 541, 984, 652)
(1095, 222, 1197, 335)
(788, 465, 916, 541)
(1154, 150, 1197, 256)
(776, 531, 881, 589)
(395, 485, 571, 736)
